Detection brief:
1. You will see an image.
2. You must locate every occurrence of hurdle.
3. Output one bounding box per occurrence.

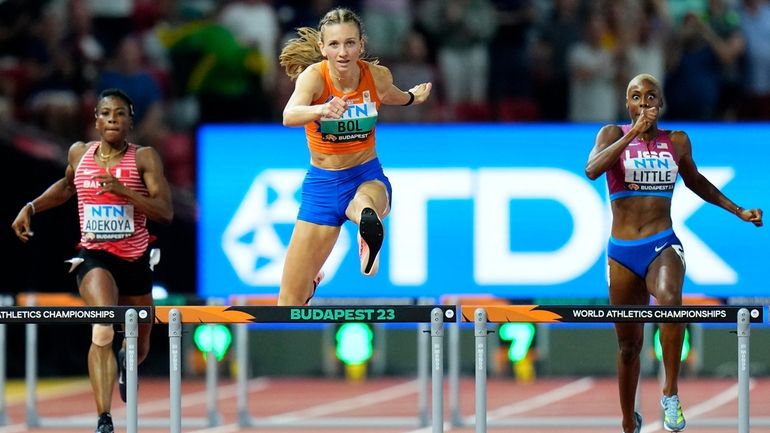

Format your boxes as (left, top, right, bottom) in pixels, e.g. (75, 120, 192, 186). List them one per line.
(442, 294, 509, 427)
(19, 293, 220, 429)
(0, 295, 14, 425)
(228, 296, 441, 428)
(463, 304, 766, 433)
(154, 304, 455, 433)
(0, 304, 149, 433)
(446, 295, 729, 428)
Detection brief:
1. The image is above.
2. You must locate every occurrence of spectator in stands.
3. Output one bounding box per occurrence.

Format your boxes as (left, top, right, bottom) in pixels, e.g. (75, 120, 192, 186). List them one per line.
(158, 8, 272, 123)
(11, 89, 173, 433)
(87, 0, 135, 54)
(623, 0, 671, 93)
(531, 0, 582, 120)
(488, 0, 538, 121)
(21, 4, 90, 142)
(567, 11, 621, 122)
(219, 0, 281, 90)
(664, 10, 724, 119)
(95, 35, 166, 148)
(418, 0, 497, 121)
(382, 29, 437, 123)
(361, 0, 413, 61)
(738, 0, 770, 119)
(703, 0, 746, 120)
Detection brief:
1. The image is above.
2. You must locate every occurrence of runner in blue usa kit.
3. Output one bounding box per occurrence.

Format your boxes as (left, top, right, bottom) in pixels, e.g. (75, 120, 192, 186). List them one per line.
(585, 74, 762, 433)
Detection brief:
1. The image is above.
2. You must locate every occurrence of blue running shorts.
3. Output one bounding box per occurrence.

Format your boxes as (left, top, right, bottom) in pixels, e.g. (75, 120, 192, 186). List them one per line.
(607, 228, 684, 278)
(297, 158, 392, 227)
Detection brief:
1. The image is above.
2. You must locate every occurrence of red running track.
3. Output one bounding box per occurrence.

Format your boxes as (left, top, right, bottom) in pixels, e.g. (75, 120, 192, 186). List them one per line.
(1, 376, 769, 433)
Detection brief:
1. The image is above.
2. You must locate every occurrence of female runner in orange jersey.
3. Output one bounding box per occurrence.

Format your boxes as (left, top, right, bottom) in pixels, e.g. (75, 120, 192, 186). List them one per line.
(278, 7, 431, 305)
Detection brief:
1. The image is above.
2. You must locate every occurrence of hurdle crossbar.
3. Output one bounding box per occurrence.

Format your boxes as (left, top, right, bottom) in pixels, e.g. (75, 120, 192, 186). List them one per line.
(0, 305, 148, 433)
(463, 304, 766, 433)
(157, 305, 455, 433)
(18, 295, 219, 430)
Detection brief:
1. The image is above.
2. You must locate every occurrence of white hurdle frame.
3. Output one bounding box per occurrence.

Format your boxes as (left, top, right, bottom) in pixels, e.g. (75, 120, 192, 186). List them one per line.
(158, 305, 452, 433)
(21, 295, 219, 429)
(0, 295, 12, 426)
(468, 305, 766, 433)
(0, 305, 145, 433)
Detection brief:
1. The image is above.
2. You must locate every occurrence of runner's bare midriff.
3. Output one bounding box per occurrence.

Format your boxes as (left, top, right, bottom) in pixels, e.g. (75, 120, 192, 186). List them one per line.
(310, 147, 377, 170)
(610, 196, 673, 240)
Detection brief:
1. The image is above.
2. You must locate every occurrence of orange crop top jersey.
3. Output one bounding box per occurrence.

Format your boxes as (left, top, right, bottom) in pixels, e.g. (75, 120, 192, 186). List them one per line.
(305, 60, 381, 154)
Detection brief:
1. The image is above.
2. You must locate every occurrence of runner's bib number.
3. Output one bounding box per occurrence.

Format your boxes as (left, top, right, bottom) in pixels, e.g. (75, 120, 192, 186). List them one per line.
(83, 204, 135, 241)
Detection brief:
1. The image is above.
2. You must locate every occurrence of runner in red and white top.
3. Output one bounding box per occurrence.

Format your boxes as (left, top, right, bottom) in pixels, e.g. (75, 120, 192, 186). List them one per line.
(11, 88, 173, 433)
(74, 140, 151, 260)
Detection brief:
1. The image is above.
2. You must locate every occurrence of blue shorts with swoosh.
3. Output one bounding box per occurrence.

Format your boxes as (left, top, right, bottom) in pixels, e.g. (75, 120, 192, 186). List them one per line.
(607, 228, 684, 278)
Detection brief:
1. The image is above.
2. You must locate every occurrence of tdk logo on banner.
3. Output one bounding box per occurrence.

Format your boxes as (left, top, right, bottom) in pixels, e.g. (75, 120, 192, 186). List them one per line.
(221, 168, 738, 287)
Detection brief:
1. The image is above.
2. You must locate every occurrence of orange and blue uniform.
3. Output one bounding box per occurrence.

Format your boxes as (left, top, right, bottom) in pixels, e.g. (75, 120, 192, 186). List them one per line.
(297, 60, 392, 227)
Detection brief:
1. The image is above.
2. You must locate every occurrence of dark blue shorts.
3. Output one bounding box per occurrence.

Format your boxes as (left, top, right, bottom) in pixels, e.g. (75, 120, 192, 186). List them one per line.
(297, 158, 392, 227)
(74, 249, 153, 296)
(607, 228, 684, 278)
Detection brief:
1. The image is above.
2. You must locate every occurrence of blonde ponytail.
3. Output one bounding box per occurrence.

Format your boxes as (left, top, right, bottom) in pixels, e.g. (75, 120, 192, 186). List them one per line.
(279, 27, 324, 81)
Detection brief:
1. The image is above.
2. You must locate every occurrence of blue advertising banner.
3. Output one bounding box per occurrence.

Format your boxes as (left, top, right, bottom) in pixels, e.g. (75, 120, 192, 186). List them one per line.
(198, 123, 768, 299)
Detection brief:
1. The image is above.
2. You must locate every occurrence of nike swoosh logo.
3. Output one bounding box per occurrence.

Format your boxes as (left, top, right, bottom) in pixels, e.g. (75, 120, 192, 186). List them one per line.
(654, 244, 668, 252)
(83, 169, 100, 175)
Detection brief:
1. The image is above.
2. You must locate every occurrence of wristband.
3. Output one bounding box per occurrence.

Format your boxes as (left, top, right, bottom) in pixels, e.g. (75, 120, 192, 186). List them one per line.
(735, 206, 744, 215)
(26, 201, 36, 215)
(403, 91, 414, 106)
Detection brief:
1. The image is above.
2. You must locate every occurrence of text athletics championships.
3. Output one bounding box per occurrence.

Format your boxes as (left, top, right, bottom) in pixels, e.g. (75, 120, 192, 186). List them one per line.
(0, 310, 116, 319)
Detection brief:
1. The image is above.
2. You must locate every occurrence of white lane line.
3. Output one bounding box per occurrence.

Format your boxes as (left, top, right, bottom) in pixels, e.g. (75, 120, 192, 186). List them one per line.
(112, 377, 271, 416)
(402, 421, 453, 433)
(262, 379, 419, 423)
(488, 377, 595, 419)
(186, 423, 241, 433)
(402, 377, 595, 433)
(0, 425, 29, 433)
(0, 378, 271, 433)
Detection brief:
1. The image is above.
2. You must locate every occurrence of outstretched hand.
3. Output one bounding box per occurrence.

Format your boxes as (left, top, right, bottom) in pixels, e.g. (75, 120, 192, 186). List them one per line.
(738, 207, 763, 227)
(408, 82, 432, 105)
(11, 205, 34, 243)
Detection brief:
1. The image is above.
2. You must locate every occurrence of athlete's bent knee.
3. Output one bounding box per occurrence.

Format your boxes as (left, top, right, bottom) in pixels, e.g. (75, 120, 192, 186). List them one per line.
(618, 342, 642, 363)
(92, 324, 114, 346)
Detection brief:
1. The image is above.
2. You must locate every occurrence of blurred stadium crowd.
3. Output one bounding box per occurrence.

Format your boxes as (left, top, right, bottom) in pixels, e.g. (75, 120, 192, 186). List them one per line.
(1, 0, 769, 194)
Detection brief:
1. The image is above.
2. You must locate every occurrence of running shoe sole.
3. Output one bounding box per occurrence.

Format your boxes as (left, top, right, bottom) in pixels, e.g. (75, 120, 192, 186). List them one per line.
(359, 208, 383, 275)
